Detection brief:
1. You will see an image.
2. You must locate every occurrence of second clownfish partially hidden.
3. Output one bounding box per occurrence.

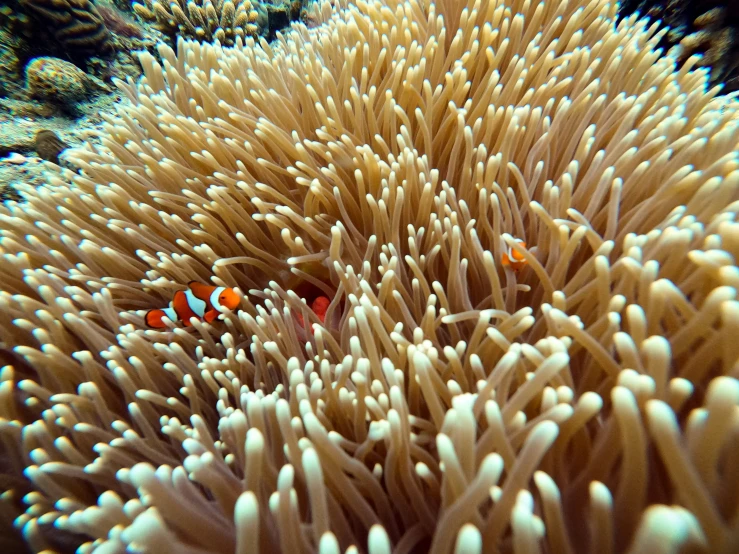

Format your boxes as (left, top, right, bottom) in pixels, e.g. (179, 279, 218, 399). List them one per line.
(295, 296, 330, 330)
(145, 281, 240, 328)
(283, 259, 334, 332)
(501, 239, 528, 272)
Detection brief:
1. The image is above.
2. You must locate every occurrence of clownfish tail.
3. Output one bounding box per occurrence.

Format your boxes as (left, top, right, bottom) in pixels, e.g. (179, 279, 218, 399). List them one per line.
(145, 309, 168, 329)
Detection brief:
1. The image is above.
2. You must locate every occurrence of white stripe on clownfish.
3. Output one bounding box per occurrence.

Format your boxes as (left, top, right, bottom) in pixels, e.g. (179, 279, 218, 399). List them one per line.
(184, 289, 207, 317)
(163, 306, 178, 322)
(161, 291, 204, 322)
(210, 287, 227, 311)
(501, 238, 528, 272)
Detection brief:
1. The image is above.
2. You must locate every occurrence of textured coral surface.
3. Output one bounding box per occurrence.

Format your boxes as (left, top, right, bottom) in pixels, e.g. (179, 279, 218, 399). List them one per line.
(619, 0, 739, 93)
(133, 0, 259, 45)
(19, 0, 113, 57)
(24, 57, 88, 104)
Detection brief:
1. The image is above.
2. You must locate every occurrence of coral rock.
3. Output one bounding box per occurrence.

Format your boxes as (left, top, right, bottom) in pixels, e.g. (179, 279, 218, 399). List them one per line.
(0, 183, 23, 202)
(678, 7, 736, 84)
(619, 1, 739, 94)
(0, 182, 23, 203)
(20, 0, 113, 58)
(35, 130, 68, 164)
(266, 4, 290, 39)
(25, 57, 88, 105)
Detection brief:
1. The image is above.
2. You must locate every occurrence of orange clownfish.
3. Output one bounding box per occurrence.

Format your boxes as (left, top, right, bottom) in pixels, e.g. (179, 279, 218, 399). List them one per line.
(145, 281, 240, 328)
(501, 239, 528, 272)
(295, 296, 330, 330)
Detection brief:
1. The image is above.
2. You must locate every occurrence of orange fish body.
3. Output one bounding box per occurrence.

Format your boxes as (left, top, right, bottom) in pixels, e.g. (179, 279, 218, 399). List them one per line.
(311, 296, 330, 321)
(295, 296, 330, 331)
(145, 281, 240, 328)
(501, 239, 528, 272)
(282, 258, 337, 335)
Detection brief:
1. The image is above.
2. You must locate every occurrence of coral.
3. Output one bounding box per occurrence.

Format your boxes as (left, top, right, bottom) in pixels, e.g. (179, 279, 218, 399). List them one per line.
(0, 98, 56, 118)
(0, 182, 22, 203)
(34, 130, 68, 163)
(19, 0, 113, 58)
(24, 57, 88, 105)
(619, 0, 739, 94)
(0, 28, 26, 99)
(84, 53, 142, 85)
(133, 0, 259, 45)
(256, 0, 308, 37)
(265, 3, 290, 39)
(678, 7, 737, 86)
(0, 113, 45, 156)
(0, 3, 34, 41)
(288, 0, 301, 20)
(96, 4, 144, 39)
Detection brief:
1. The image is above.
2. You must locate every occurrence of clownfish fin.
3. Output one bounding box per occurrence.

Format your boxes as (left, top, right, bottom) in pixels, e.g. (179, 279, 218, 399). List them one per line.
(188, 281, 217, 302)
(145, 309, 168, 329)
(501, 253, 511, 267)
(204, 309, 219, 323)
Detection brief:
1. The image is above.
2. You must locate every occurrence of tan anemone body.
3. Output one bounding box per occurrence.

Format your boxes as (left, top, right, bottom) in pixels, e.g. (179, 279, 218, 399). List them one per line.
(2, 0, 739, 552)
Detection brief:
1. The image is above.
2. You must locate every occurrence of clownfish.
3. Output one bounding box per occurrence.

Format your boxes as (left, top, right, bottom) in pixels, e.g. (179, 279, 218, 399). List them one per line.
(145, 281, 240, 328)
(501, 239, 528, 272)
(295, 296, 331, 330)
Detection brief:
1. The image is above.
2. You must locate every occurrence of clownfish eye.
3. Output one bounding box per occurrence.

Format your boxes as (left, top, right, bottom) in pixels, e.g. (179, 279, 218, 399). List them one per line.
(220, 295, 226, 301)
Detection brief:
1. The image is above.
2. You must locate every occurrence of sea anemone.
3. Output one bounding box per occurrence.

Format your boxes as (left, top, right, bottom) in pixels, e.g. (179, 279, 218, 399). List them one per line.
(1, 0, 739, 552)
